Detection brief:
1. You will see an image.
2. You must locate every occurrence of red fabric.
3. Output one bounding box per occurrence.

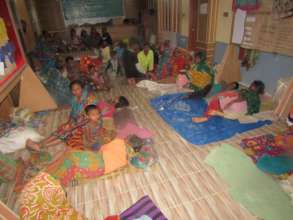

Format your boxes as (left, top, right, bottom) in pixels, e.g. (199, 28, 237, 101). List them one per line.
(0, 0, 25, 86)
(171, 55, 186, 76)
(80, 56, 102, 73)
(104, 216, 119, 220)
(97, 101, 115, 118)
(206, 90, 239, 116)
(239, 47, 246, 60)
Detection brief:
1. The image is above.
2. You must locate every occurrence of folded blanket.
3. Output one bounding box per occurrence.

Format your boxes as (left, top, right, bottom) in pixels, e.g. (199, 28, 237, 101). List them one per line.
(137, 80, 192, 95)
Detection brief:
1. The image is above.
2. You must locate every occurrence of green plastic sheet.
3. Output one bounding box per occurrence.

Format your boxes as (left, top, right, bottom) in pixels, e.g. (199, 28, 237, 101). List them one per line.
(205, 144, 293, 220)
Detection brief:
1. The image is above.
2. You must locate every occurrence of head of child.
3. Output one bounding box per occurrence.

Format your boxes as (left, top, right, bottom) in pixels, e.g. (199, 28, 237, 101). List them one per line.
(85, 105, 101, 123)
(143, 43, 150, 55)
(81, 29, 87, 38)
(249, 80, 265, 95)
(226, 82, 239, 91)
(119, 41, 126, 49)
(111, 50, 117, 59)
(164, 40, 170, 48)
(102, 27, 107, 34)
(70, 28, 76, 38)
(114, 96, 129, 109)
(70, 80, 84, 98)
(194, 51, 205, 64)
(102, 40, 108, 48)
(65, 56, 74, 66)
(88, 64, 95, 74)
(90, 26, 97, 34)
(173, 48, 180, 57)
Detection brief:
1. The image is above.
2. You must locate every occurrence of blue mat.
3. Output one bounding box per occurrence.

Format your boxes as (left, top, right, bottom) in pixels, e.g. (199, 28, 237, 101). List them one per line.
(150, 93, 272, 145)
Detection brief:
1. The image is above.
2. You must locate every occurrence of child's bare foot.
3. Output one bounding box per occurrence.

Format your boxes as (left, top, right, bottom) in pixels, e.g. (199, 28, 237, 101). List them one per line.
(192, 117, 208, 123)
(26, 139, 41, 151)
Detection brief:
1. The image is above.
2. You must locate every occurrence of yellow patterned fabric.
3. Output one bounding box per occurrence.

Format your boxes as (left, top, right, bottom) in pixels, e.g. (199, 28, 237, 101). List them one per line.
(0, 18, 8, 46)
(19, 172, 85, 220)
(188, 69, 212, 89)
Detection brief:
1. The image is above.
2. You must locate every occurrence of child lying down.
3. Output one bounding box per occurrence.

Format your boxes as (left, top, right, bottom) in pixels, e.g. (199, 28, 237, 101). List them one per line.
(192, 80, 265, 123)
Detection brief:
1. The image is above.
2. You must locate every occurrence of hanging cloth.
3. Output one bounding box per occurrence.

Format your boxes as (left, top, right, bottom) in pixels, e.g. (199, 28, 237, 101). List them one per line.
(232, 0, 261, 12)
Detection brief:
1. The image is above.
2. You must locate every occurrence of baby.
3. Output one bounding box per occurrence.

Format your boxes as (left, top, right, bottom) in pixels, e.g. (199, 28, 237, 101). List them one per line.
(82, 105, 115, 151)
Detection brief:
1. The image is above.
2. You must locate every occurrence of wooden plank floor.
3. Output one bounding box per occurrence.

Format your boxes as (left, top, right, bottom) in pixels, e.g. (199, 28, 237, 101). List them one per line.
(1, 84, 292, 220)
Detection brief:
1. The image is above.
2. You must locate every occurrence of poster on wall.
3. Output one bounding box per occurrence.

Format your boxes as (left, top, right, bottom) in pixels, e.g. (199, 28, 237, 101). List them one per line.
(0, 0, 25, 86)
(61, 0, 124, 26)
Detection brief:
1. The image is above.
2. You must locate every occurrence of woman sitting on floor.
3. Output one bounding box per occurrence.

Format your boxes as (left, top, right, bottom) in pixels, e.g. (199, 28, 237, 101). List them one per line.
(186, 51, 215, 99)
(157, 40, 172, 79)
(26, 80, 97, 151)
(123, 43, 146, 85)
(192, 80, 265, 123)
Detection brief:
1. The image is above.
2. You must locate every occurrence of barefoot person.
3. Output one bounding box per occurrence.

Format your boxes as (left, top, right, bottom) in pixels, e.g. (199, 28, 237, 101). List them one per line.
(26, 80, 97, 151)
(192, 80, 265, 123)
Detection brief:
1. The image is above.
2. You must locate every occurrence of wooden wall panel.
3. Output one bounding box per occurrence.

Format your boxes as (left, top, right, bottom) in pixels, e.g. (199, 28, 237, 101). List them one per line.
(157, 0, 180, 42)
(34, 0, 65, 32)
(192, 0, 219, 63)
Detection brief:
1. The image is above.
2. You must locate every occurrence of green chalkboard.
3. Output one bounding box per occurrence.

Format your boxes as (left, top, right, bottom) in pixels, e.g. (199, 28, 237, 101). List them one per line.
(62, 0, 123, 21)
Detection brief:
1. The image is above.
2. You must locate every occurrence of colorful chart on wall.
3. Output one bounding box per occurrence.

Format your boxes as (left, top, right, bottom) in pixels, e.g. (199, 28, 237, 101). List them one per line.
(0, 0, 25, 87)
(61, 0, 124, 26)
(236, 0, 293, 57)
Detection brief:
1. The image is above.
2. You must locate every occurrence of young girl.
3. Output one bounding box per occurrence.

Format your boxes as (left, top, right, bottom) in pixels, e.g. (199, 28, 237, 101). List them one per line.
(193, 80, 265, 123)
(101, 41, 111, 64)
(170, 48, 187, 77)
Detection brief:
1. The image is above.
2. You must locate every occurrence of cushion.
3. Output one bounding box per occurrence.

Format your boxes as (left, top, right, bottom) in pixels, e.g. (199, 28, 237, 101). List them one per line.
(100, 138, 127, 174)
(19, 172, 85, 219)
(0, 126, 43, 154)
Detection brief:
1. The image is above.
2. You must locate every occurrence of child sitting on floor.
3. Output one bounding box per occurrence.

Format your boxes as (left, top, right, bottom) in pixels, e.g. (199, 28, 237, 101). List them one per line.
(69, 28, 81, 51)
(106, 50, 119, 79)
(101, 41, 111, 64)
(192, 80, 265, 123)
(65, 56, 79, 81)
(88, 64, 109, 91)
(82, 105, 116, 151)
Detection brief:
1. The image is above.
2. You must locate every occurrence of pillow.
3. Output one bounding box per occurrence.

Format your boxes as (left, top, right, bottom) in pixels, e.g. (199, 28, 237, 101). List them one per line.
(0, 126, 43, 154)
(100, 138, 127, 174)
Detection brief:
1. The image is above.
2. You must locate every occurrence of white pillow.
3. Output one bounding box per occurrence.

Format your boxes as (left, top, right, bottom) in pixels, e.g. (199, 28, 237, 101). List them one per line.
(0, 126, 43, 154)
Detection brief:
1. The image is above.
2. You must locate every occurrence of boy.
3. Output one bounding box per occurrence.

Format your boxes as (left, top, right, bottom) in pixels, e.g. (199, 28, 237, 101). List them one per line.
(83, 105, 115, 151)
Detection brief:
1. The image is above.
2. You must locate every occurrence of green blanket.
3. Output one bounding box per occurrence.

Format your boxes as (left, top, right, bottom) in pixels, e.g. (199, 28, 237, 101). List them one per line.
(205, 144, 293, 220)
